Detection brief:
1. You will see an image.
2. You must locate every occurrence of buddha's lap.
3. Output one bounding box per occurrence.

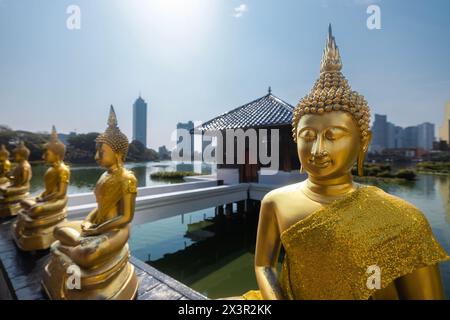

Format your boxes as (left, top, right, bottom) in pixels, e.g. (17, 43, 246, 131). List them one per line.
(57, 227, 130, 268)
(2, 185, 29, 197)
(31, 198, 67, 213)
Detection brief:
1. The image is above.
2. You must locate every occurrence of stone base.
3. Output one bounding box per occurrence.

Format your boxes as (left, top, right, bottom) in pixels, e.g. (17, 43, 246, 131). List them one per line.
(0, 202, 21, 218)
(11, 210, 67, 251)
(41, 244, 138, 300)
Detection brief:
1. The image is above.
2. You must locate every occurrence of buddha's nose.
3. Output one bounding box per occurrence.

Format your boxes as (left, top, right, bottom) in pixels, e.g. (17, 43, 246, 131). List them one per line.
(311, 135, 328, 158)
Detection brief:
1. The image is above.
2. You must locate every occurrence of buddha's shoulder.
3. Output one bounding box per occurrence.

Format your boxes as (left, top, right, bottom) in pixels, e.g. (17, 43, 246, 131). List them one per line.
(261, 181, 305, 204)
(120, 169, 137, 194)
(55, 163, 70, 175)
(362, 185, 430, 228)
(23, 161, 32, 170)
(60, 162, 70, 172)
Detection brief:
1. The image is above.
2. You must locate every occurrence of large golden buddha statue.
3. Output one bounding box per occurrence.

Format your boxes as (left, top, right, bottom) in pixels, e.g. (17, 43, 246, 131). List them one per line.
(0, 141, 32, 218)
(0, 144, 11, 185)
(244, 25, 450, 300)
(12, 126, 70, 251)
(42, 106, 139, 300)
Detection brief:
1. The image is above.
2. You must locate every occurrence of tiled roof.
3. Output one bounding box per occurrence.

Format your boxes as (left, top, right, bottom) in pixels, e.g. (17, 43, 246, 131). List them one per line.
(197, 92, 294, 132)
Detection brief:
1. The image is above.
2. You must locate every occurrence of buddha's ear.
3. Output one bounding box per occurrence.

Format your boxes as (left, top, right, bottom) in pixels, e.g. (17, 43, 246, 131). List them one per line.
(361, 131, 372, 154)
(357, 131, 372, 176)
(115, 151, 126, 164)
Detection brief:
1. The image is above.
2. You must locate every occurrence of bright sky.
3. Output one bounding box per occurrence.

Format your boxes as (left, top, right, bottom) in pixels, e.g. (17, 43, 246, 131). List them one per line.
(1, 0, 449, 149)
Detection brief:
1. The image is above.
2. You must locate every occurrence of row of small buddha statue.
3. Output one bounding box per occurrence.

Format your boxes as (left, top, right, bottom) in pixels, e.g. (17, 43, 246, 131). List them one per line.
(0, 106, 139, 300)
(1, 25, 449, 300)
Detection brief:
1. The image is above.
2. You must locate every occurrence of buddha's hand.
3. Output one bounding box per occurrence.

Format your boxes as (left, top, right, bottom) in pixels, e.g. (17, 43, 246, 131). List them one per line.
(21, 198, 36, 209)
(81, 221, 93, 231)
(81, 225, 99, 237)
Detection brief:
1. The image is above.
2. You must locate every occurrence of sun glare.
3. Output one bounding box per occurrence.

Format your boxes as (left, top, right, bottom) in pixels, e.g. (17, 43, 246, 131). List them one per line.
(120, 0, 213, 38)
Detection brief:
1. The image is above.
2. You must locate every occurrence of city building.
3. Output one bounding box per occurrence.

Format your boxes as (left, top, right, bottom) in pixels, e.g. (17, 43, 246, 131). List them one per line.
(438, 102, 450, 143)
(132, 95, 148, 147)
(370, 114, 388, 153)
(370, 114, 436, 152)
(403, 126, 419, 148)
(417, 122, 435, 151)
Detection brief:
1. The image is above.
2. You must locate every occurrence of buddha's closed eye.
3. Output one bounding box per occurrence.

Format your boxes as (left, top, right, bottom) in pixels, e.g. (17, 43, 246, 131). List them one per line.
(325, 127, 349, 141)
(299, 127, 349, 142)
(299, 129, 317, 141)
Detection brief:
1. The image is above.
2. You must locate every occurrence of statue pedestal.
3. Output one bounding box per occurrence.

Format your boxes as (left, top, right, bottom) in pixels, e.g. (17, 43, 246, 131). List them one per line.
(41, 243, 138, 300)
(0, 201, 23, 218)
(11, 209, 67, 251)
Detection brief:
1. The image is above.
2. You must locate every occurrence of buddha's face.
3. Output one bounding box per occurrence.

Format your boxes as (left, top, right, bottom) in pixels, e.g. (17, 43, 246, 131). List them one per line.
(296, 111, 369, 179)
(14, 153, 24, 162)
(95, 143, 121, 168)
(43, 149, 59, 165)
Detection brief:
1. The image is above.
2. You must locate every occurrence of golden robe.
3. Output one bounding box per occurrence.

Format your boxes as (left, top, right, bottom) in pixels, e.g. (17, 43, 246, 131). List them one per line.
(244, 185, 450, 300)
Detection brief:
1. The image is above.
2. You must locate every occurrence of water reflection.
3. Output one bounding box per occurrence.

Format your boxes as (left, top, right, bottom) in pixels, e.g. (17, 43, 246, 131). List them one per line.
(436, 175, 450, 225)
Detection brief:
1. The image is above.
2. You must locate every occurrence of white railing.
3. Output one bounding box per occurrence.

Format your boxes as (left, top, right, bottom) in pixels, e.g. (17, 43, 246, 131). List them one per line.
(66, 182, 279, 225)
(67, 180, 218, 206)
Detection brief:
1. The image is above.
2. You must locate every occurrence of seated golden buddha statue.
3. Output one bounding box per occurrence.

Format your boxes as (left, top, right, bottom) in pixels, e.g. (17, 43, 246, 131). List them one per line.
(0, 141, 32, 218)
(0, 144, 12, 185)
(42, 106, 138, 300)
(12, 126, 70, 251)
(244, 25, 450, 300)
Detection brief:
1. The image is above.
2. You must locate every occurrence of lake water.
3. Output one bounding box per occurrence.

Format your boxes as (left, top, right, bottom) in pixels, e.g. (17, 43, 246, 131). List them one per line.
(28, 161, 215, 195)
(27, 162, 450, 299)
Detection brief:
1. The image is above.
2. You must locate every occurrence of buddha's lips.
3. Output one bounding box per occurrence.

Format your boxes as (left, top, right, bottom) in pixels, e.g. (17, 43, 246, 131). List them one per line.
(309, 158, 332, 168)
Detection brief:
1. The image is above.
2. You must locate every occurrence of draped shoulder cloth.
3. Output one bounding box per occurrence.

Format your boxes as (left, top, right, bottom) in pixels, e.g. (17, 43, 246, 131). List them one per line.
(245, 185, 450, 300)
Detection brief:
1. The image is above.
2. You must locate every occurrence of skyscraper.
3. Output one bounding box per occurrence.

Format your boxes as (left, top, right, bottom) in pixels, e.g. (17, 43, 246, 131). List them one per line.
(417, 122, 435, 151)
(132, 95, 148, 147)
(403, 126, 419, 148)
(438, 102, 450, 143)
(370, 114, 388, 152)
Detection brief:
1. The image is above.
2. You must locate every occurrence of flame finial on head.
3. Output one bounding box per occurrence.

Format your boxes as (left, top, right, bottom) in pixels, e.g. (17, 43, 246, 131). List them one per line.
(50, 125, 58, 142)
(108, 105, 118, 128)
(320, 24, 343, 73)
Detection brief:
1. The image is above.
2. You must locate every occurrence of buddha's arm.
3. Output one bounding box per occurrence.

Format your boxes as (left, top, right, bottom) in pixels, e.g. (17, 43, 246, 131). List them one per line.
(85, 192, 135, 235)
(18, 165, 31, 186)
(83, 207, 98, 224)
(394, 264, 445, 300)
(36, 189, 49, 201)
(254, 197, 285, 300)
(41, 179, 69, 202)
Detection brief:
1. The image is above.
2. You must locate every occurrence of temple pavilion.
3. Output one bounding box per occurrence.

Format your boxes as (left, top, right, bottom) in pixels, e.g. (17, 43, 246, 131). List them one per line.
(195, 88, 301, 184)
